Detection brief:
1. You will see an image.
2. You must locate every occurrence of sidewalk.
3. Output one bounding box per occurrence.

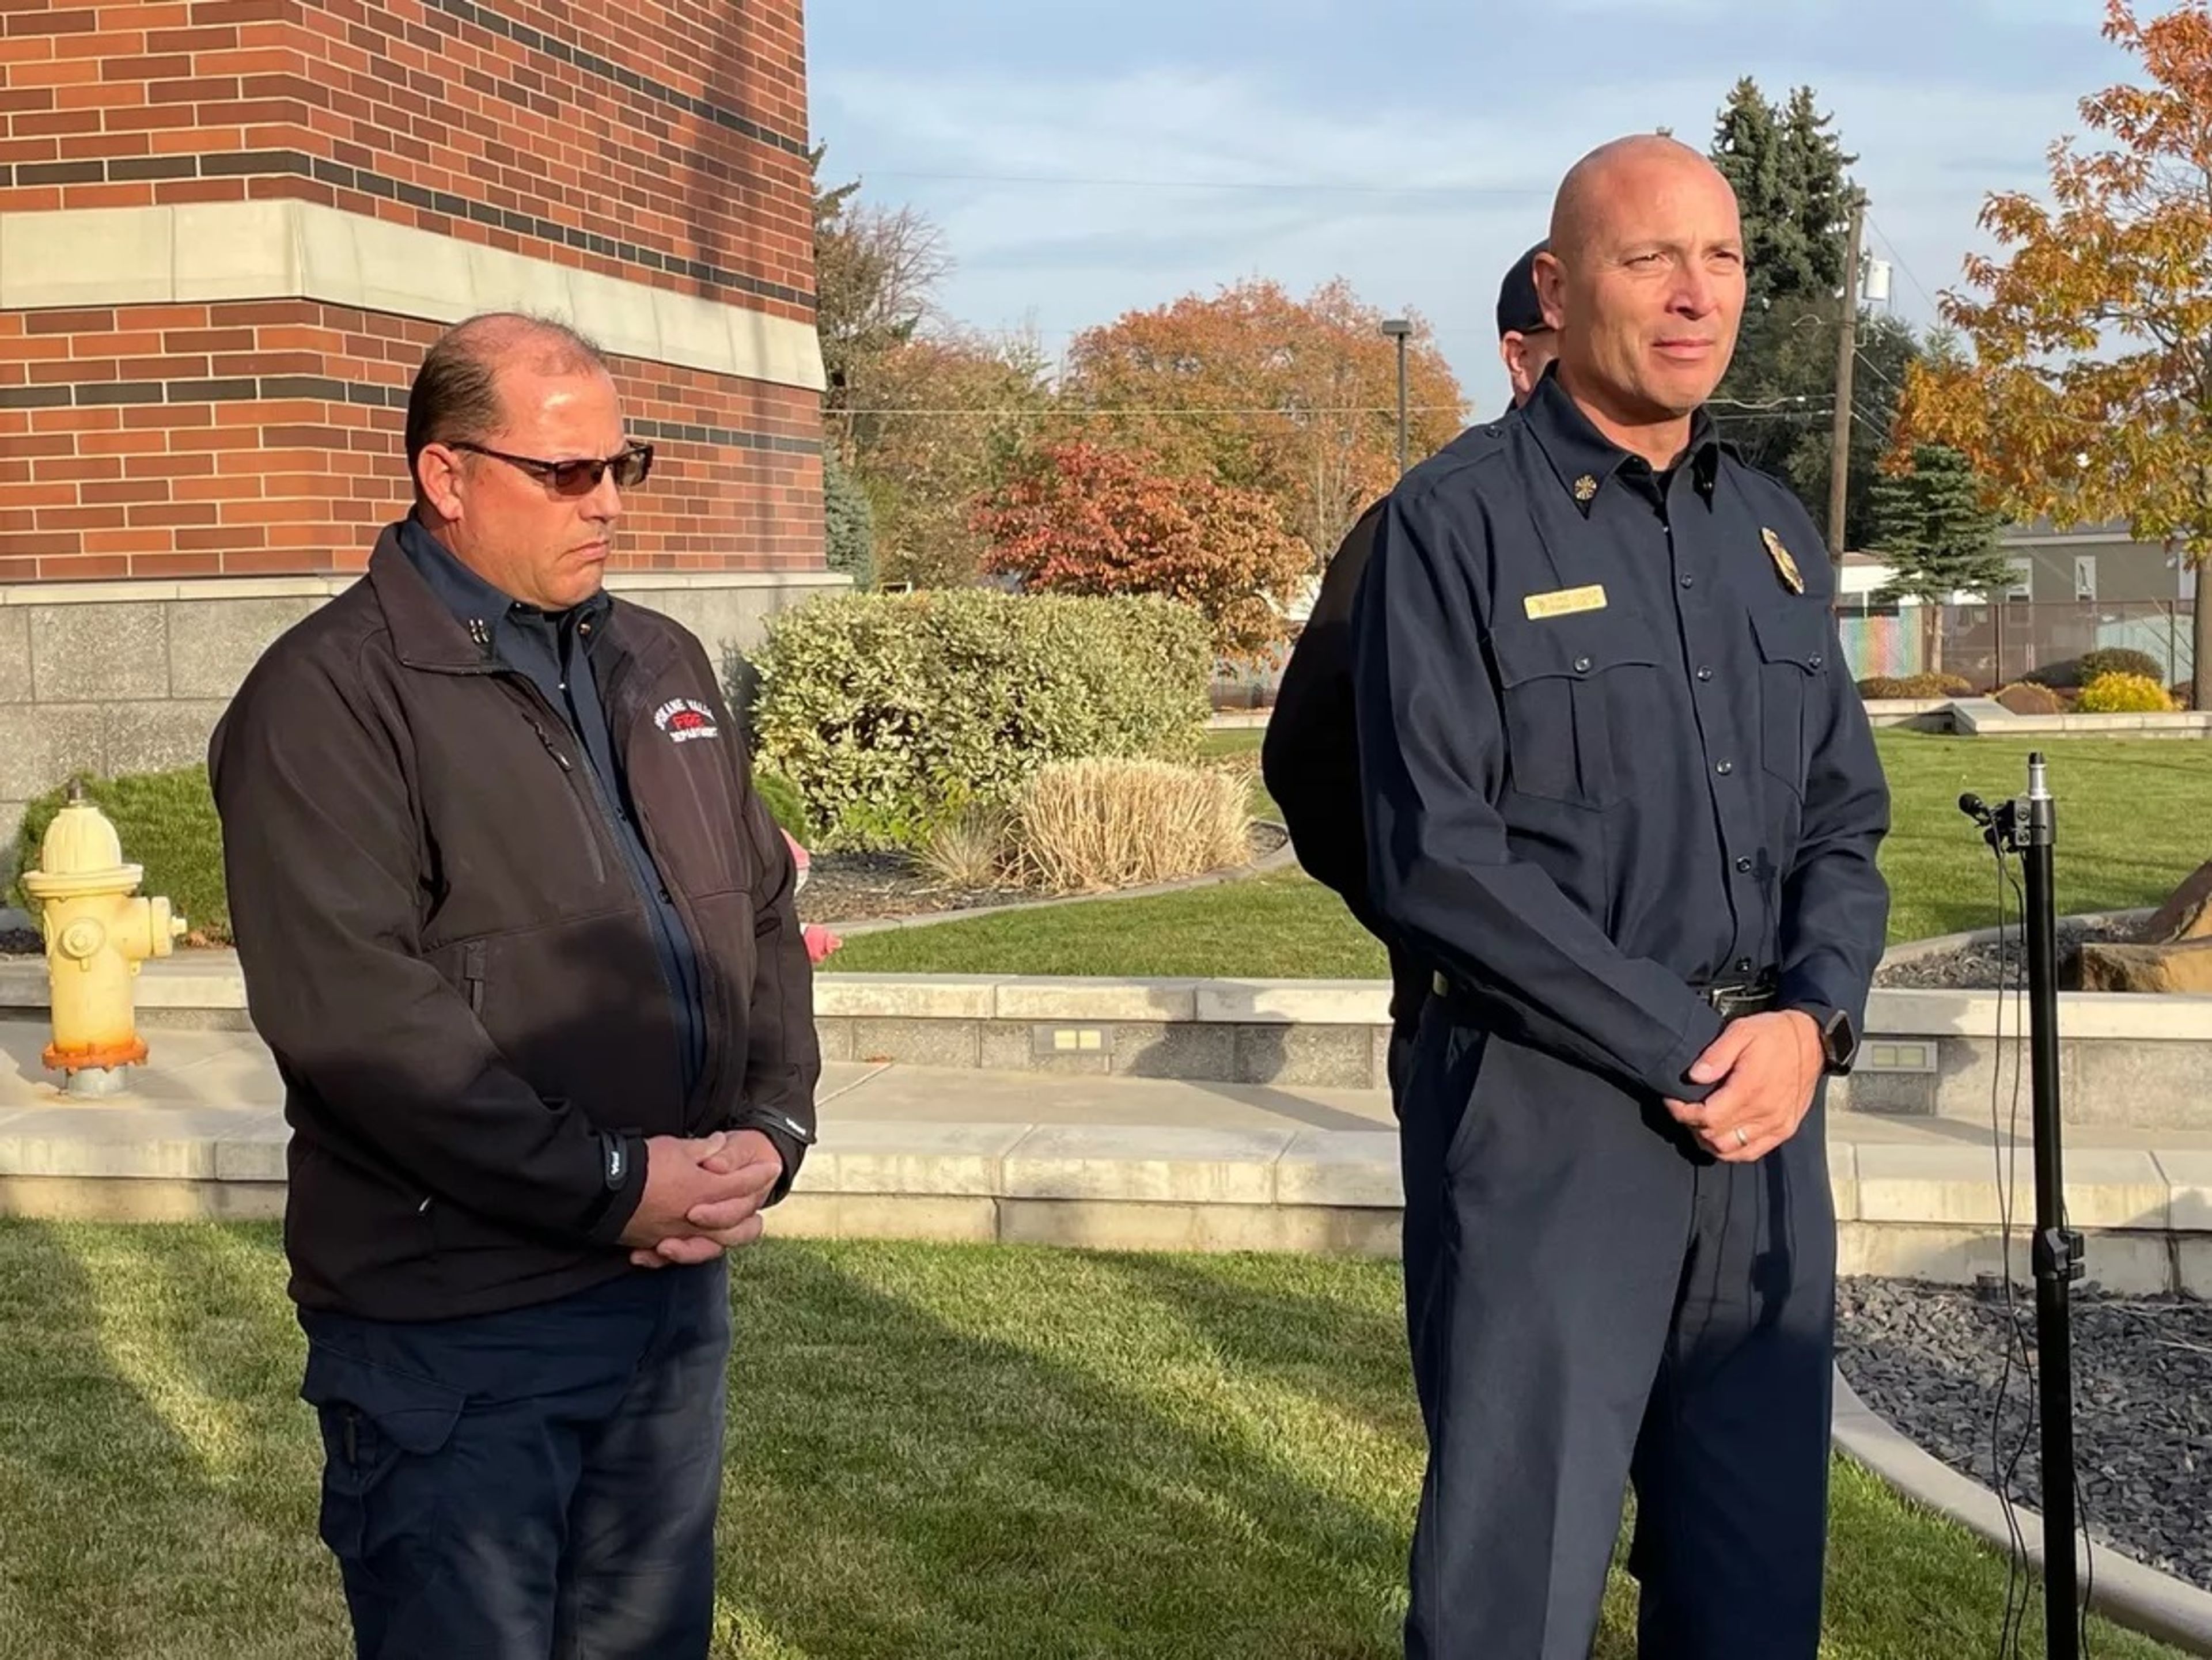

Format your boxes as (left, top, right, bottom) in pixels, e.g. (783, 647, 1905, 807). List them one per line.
(2, 1018, 2208, 1292)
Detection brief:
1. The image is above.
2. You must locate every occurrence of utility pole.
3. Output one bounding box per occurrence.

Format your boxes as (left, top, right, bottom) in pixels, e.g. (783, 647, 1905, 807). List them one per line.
(1381, 317, 1412, 474)
(1826, 193, 1866, 587)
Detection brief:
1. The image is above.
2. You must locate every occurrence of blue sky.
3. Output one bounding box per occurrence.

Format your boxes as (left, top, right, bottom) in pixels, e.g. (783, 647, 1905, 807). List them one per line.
(806, 0, 2135, 414)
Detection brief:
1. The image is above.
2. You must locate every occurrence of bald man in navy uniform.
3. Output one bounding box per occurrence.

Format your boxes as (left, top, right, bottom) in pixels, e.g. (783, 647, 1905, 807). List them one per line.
(1353, 136, 1889, 1657)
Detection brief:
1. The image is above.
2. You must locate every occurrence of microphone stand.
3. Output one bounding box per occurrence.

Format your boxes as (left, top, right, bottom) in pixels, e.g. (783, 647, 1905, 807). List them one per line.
(1960, 751, 2084, 1658)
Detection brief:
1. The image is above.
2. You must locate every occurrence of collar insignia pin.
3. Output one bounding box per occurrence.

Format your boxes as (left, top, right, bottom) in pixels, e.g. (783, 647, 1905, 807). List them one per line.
(1572, 475, 1598, 503)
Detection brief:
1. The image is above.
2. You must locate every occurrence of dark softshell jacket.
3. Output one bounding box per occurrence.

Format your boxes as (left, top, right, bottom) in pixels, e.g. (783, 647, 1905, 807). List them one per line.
(209, 526, 821, 1321)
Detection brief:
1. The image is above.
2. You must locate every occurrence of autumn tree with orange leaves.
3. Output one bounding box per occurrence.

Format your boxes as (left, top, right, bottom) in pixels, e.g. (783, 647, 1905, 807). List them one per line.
(1058, 279, 1465, 567)
(1894, 0, 2212, 706)
(972, 440, 1312, 662)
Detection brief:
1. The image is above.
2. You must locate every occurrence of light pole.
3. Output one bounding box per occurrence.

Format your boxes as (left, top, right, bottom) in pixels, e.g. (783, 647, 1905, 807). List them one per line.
(1381, 317, 1412, 475)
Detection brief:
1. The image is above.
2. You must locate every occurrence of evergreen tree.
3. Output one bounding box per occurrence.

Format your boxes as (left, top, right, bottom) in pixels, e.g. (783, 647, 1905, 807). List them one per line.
(1866, 444, 2014, 673)
(1868, 445, 2013, 601)
(821, 445, 876, 589)
(1707, 78, 1906, 548)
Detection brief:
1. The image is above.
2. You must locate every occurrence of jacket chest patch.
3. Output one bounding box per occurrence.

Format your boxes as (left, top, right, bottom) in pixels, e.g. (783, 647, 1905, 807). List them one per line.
(653, 697, 721, 744)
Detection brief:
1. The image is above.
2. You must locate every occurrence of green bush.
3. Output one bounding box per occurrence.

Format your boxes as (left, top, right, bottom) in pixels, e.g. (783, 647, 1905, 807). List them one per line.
(751, 768, 813, 843)
(9, 766, 229, 942)
(2076, 647, 2165, 685)
(2026, 647, 2166, 691)
(2075, 672, 2173, 713)
(749, 588, 1212, 852)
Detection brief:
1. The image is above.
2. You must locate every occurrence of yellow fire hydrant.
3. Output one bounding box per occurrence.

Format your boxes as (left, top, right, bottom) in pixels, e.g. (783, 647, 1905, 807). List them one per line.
(21, 783, 187, 1096)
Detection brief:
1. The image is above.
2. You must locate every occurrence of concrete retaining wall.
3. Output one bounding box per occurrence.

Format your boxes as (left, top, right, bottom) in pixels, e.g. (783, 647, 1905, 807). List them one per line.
(3, 957, 2207, 1131)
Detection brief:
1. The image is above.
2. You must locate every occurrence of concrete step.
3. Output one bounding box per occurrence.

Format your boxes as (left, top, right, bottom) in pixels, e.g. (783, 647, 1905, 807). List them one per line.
(2, 1024, 2207, 1293)
(6, 956, 2210, 1130)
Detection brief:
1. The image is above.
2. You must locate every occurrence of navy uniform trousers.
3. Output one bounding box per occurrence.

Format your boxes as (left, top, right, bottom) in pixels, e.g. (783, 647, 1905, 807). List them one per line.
(1397, 1010, 1834, 1659)
(297, 1256, 732, 1659)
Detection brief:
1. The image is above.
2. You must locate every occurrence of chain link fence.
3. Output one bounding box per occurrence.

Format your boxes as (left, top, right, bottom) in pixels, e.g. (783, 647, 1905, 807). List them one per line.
(1837, 601, 2195, 693)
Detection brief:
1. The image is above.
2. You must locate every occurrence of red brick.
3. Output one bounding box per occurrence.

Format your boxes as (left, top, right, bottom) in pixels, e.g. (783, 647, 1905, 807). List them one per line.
(52, 554, 135, 576)
(77, 531, 172, 557)
(79, 478, 171, 504)
(0, 530, 84, 557)
(125, 552, 223, 577)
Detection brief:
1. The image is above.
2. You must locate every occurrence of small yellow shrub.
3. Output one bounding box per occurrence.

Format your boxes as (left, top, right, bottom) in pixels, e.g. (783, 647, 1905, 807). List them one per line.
(2075, 672, 2173, 714)
(1010, 759, 1252, 893)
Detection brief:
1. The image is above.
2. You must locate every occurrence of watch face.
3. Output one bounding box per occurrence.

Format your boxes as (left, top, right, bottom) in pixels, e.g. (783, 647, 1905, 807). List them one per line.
(1824, 1010, 1857, 1071)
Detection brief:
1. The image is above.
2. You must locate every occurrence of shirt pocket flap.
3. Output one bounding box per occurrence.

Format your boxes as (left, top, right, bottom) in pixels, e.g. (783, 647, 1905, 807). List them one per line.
(301, 1344, 467, 1456)
(1490, 608, 1659, 689)
(1750, 602, 1831, 674)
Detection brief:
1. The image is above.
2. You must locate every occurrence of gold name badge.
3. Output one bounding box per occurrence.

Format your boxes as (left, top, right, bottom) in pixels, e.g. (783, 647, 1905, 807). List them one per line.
(1522, 583, 1607, 620)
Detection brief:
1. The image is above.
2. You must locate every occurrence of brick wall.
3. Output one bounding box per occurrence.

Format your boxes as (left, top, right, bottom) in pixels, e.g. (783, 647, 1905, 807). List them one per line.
(0, 0, 812, 319)
(0, 299, 823, 579)
(1, 0, 823, 582)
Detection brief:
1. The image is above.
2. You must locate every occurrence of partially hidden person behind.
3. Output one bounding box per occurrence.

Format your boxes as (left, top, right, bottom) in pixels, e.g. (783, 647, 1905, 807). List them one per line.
(1352, 137, 1889, 1658)
(209, 311, 822, 1659)
(1263, 241, 1559, 1100)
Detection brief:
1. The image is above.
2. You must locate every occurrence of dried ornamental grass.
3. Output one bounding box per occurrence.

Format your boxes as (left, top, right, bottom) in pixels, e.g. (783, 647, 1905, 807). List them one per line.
(919, 805, 1013, 889)
(1012, 759, 1252, 893)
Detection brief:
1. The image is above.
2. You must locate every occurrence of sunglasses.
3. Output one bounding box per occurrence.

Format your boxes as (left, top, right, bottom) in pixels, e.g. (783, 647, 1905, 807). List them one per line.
(450, 441, 654, 494)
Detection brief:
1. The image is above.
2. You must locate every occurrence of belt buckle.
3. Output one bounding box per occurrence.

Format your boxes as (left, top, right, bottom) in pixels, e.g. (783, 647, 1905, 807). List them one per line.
(1705, 972, 1775, 1017)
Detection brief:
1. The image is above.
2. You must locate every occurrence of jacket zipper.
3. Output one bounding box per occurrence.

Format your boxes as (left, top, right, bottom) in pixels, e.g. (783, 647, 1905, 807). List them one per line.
(529, 718, 607, 885)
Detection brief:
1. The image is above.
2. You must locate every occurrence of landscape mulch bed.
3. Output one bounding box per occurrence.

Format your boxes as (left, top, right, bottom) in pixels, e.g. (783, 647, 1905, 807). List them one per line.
(799, 822, 1288, 926)
(0, 827, 1292, 952)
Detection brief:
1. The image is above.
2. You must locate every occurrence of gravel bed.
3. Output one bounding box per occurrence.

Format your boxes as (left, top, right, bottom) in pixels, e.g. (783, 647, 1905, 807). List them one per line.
(1874, 914, 2146, 990)
(0, 925, 40, 956)
(1836, 1275, 2212, 1590)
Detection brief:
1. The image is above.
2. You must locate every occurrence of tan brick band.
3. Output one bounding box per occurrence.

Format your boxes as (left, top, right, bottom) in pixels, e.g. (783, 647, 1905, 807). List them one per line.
(0, 200, 826, 391)
(0, 151, 809, 312)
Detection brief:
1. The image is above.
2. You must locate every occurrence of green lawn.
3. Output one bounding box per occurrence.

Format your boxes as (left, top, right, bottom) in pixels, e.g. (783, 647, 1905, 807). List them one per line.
(0, 1223, 2177, 1660)
(830, 732, 2210, 978)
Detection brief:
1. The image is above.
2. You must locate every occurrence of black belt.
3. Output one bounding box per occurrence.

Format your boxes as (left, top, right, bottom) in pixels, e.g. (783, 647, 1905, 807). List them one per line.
(1700, 968, 1779, 1018)
(1428, 966, 1779, 1018)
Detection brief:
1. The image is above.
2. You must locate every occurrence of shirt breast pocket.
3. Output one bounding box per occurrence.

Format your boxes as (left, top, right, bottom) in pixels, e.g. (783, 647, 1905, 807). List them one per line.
(1488, 608, 1661, 809)
(1751, 601, 1831, 797)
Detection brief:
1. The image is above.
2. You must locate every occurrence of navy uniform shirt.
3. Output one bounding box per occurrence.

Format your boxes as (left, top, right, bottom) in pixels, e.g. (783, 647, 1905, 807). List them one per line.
(1350, 369, 1890, 1102)
(399, 518, 709, 1097)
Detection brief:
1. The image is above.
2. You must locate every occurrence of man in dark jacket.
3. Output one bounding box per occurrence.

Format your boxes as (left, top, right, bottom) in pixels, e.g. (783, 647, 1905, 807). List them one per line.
(1263, 244, 1558, 1096)
(209, 312, 821, 1659)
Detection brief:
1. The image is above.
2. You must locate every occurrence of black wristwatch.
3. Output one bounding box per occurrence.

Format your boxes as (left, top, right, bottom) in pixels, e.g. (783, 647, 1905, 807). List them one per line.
(1800, 1005, 1858, 1075)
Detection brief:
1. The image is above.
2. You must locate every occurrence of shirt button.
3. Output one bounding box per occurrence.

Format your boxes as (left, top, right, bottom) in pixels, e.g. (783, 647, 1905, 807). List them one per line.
(1810, 654, 1823, 668)
(1715, 760, 1734, 776)
(1679, 574, 1694, 588)
(1736, 957, 1753, 973)
(1574, 655, 1592, 673)
(1696, 666, 1713, 681)
(1735, 856, 1752, 873)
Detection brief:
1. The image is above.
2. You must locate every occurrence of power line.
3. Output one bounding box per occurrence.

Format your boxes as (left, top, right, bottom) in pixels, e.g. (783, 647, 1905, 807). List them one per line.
(854, 168, 1550, 198)
(1852, 345, 1906, 399)
(1866, 212, 1942, 314)
(832, 404, 1467, 417)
